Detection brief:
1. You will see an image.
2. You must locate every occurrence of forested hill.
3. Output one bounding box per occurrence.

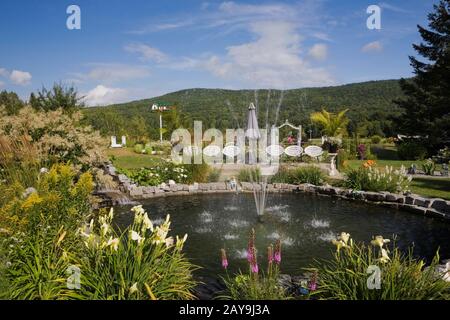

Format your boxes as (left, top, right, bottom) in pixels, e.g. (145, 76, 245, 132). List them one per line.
(82, 79, 405, 138)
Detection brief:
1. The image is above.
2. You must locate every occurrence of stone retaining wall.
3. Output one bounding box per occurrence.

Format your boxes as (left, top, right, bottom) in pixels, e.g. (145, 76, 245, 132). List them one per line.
(105, 164, 450, 221)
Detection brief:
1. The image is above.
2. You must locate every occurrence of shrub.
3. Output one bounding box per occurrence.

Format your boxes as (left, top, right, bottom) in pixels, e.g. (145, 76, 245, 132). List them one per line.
(0, 106, 107, 168)
(0, 164, 93, 235)
(272, 166, 325, 186)
(220, 229, 291, 300)
(422, 159, 436, 176)
(371, 135, 382, 144)
(117, 161, 194, 186)
(207, 167, 221, 182)
(432, 147, 450, 164)
(308, 233, 450, 300)
(336, 149, 349, 170)
(237, 167, 261, 182)
(133, 144, 144, 154)
(72, 206, 197, 300)
(144, 144, 153, 155)
(344, 162, 412, 193)
(397, 141, 427, 160)
(183, 162, 210, 183)
(1, 165, 93, 299)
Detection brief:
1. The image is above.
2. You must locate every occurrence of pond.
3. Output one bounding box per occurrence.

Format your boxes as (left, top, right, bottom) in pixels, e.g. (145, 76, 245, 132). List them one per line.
(114, 193, 450, 278)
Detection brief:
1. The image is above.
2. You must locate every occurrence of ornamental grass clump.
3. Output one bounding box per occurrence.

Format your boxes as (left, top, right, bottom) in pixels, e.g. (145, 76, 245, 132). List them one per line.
(71, 205, 197, 300)
(345, 161, 412, 193)
(220, 229, 290, 300)
(307, 232, 450, 300)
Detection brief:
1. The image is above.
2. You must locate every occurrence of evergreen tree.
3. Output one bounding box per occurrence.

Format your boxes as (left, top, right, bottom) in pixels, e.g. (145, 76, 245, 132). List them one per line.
(395, 0, 450, 152)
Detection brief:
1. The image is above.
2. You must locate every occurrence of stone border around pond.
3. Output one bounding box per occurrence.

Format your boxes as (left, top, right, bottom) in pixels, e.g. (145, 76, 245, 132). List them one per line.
(104, 164, 450, 222)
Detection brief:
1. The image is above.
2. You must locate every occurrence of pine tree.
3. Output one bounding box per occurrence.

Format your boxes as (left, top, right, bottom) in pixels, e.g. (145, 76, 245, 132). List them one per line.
(395, 0, 450, 153)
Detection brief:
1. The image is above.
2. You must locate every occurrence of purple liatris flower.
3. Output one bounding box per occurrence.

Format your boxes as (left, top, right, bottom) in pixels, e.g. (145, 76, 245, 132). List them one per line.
(274, 240, 281, 264)
(251, 262, 259, 274)
(221, 248, 228, 269)
(267, 245, 274, 264)
(247, 228, 255, 263)
(308, 272, 318, 291)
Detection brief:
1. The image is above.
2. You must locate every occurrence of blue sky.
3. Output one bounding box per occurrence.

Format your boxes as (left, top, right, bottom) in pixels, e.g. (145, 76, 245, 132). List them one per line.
(0, 0, 439, 105)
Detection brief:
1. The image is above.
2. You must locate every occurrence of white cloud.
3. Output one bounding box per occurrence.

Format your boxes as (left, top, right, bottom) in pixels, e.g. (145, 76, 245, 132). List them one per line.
(308, 44, 328, 61)
(0, 81, 4, 88)
(0, 68, 8, 78)
(362, 41, 383, 53)
(10, 70, 32, 85)
(124, 43, 168, 62)
(193, 21, 334, 88)
(83, 85, 129, 106)
(73, 63, 150, 83)
(379, 3, 410, 14)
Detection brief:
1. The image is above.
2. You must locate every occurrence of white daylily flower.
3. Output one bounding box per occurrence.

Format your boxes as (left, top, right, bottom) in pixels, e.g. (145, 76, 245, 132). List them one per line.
(176, 234, 188, 249)
(106, 237, 119, 251)
(378, 248, 391, 263)
(108, 207, 114, 220)
(131, 230, 145, 244)
(129, 282, 138, 294)
(339, 232, 350, 245)
(165, 236, 174, 247)
(143, 213, 154, 231)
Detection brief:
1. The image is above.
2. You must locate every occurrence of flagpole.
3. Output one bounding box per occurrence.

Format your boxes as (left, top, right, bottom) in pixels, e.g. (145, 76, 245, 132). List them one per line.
(159, 113, 163, 143)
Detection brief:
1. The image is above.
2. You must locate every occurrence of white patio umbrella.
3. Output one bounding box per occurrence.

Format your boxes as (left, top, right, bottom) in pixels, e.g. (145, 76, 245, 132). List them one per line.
(246, 102, 261, 140)
(246, 102, 260, 165)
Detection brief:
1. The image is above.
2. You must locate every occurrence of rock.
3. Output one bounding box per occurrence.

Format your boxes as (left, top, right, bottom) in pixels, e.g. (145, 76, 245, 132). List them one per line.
(303, 184, 316, 193)
(188, 183, 199, 193)
(363, 191, 386, 202)
(241, 182, 253, 191)
(129, 187, 143, 197)
(117, 174, 129, 183)
(316, 186, 337, 196)
(142, 186, 154, 194)
(168, 179, 176, 186)
(199, 183, 210, 191)
(383, 192, 401, 202)
(431, 199, 450, 214)
(414, 197, 431, 208)
(405, 196, 415, 205)
(160, 182, 167, 188)
(154, 188, 164, 194)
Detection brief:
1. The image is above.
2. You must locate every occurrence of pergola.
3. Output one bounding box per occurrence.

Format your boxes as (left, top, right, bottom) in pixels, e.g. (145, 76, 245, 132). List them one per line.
(274, 120, 302, 147)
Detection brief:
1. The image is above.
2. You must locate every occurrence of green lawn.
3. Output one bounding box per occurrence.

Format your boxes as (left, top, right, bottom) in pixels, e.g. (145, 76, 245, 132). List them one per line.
(345, 159, 443, 171)
(107, 148, 164, 170)
(410, 177, 450, 200)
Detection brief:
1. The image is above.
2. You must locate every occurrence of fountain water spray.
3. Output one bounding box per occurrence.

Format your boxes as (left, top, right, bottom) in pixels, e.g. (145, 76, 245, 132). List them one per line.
(246, 91, 284, 220)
